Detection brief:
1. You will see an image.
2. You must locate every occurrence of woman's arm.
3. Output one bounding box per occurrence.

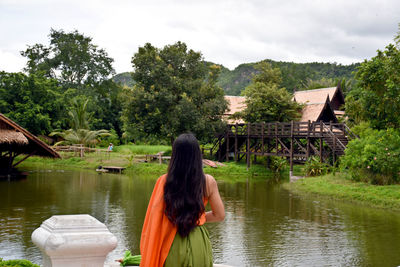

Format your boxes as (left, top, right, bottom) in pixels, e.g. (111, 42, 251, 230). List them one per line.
(205, 175, 225, 222)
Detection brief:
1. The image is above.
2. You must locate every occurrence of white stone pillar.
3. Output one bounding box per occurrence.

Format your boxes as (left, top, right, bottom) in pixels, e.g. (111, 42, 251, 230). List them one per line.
(32, 214, 118, 267)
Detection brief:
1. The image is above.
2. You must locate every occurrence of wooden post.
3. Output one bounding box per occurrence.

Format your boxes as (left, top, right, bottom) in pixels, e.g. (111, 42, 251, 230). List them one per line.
(275, 122, 278, 156)
(266, 139, 270, 167)
(226, 130, 229, 162)
(218, 137, 221, 162)
(234, 123, 238, 162)
(306, 120, 310, 159)
(246, 123, 250, 170)
(290, 121, 294, 176)
(261, 122, 265, 156)
(320, 121, 323, 162)
(333, 134, 336, 164)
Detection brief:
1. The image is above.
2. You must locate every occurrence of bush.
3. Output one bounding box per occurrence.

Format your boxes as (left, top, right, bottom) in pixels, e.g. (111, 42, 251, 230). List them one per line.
(0, 258, 39, 267)
(341, 128, 400, 185)
(98, 128, 120, 147)
(303, 157, 329, 177)
(268, 156, 288, 174)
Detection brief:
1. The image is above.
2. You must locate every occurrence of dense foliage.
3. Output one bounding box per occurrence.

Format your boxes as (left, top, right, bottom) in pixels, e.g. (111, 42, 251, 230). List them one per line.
(0, 258, 39, 267)
(345, 33, 400, 129)
(341, 128, 400, 185)
(113, 61, 358, 96)
(121, 42, 227, 143)
(303, 157, 329, 177)
(20, 29, 123, 136)
(0, 72, 65, 135)
(21, 29, 114, 89)
(217, 60, 358, 95)
(237, 62, 303, 123)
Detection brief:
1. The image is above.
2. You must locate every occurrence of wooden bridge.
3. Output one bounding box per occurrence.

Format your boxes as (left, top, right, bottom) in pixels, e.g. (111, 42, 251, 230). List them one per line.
(209, 121, 357, 170)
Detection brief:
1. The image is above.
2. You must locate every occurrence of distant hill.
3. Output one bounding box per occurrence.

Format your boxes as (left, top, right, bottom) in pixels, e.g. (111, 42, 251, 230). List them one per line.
(113, 72, 135, 87)
(113, 60, 360, 95)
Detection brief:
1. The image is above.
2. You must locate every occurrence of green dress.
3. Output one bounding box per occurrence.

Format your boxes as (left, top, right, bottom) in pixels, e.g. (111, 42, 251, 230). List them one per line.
(164, 225, 213, 267)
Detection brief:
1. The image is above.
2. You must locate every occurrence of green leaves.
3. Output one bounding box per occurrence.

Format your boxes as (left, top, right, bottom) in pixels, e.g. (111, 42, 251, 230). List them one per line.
(0, 72, 65, 135)
(21, 29, 114, 89)
(341, 128, 400, 185)
(239, 62, 303, 123)
(120, 251, 141, 266)
(122, 42, 227, 143)
(346, 27, 400, 129)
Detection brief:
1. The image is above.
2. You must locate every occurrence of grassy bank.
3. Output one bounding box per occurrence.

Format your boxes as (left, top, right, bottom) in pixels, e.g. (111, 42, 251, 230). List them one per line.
(284, 173, 400, 211)
(17, 145, 282, 181)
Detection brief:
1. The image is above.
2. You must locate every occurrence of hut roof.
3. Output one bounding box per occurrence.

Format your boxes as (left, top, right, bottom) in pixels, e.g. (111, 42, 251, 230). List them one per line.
(0, 129, 29, 145)
(0, 113, 60, 158)
(299, 96, 337, 122)
(224, 96, 246, 124)
(224, 95, 246, 115)
(293, 87, 337, 104)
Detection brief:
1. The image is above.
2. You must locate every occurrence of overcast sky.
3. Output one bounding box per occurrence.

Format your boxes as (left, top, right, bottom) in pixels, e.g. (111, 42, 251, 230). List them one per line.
(0, 0, 399, 73)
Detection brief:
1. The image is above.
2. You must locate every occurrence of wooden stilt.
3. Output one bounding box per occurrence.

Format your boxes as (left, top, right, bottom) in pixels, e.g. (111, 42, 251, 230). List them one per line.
(246, 123, 250, 170)
(235, 123, 238, 162)
(290, 121, 294, 175)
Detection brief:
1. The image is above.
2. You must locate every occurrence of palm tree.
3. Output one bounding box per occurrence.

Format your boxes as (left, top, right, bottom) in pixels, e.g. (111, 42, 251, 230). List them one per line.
(50, 98, 110, 147)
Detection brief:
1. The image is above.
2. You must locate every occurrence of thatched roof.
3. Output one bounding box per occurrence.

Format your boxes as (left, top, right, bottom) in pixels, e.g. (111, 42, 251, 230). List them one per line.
(224, 96, 246, 115)
(224, 96, 246, 124)
(300, 97, 337, 122)
(293, 84, 345, 111)
(0, 129, 28, 145)
(293, 87, 337, 104)
(0, 113, 60, 158)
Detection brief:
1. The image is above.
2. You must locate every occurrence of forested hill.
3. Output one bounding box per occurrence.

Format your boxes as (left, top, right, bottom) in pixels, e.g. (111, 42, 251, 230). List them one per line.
(113, 60, 360, 95)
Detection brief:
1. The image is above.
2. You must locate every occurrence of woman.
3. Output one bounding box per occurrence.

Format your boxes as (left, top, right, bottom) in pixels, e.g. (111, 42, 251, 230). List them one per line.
(140, 133, 225, 267)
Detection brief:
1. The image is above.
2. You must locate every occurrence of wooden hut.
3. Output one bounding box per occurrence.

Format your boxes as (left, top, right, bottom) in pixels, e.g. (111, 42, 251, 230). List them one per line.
(0, 113, 60, 175)
(293, 83, 345, 119)
(299, 96, 337, 122)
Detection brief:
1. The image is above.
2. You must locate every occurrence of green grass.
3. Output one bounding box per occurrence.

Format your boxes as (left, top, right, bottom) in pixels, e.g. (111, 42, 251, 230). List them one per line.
(17, 144, 286, 182)
(284, 173, 400, 211)
(113, 144, 172, 155)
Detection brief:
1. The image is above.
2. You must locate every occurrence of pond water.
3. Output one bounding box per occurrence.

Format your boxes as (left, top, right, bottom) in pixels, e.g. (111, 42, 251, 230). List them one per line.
(1, 168, 400, 267)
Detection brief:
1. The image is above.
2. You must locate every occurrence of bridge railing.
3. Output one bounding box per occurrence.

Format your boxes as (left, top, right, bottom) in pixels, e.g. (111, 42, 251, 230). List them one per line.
(224, 121, 349, 138)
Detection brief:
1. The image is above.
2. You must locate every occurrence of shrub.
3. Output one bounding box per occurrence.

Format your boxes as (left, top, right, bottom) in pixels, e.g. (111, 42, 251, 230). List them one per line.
(0, 258, 39, 267)
(268, 156, 288, 174)
(303, 157, 329, 177)
(98, 128, 120, 147)
(341, 128, 400, 185)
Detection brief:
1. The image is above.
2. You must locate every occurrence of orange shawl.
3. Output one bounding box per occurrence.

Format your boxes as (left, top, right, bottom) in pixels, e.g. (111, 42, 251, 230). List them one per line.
(140, 174, 206, 267)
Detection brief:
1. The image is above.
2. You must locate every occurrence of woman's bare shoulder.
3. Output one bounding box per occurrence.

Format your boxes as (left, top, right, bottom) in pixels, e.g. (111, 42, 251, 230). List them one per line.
(205, 174, 217, 196)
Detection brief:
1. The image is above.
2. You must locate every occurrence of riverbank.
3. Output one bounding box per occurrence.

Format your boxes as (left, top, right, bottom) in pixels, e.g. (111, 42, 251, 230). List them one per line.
(284, 173, 400, 211)
(16, 145, 289, 181)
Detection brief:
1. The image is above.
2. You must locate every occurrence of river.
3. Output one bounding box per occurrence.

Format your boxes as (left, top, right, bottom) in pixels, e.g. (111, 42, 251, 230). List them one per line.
(0, 168, 400, 266)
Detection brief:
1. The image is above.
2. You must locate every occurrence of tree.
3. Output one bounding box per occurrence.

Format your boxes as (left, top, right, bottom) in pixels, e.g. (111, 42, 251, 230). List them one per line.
(20, 29, 123, 135)
(50, 97, 110, 146)
(345, 25, 400, 129)
(0, 71, 65, 135)
(122, 42, 227, 143)
(21, 29, 114, 89)
(237, 62, 303, 123)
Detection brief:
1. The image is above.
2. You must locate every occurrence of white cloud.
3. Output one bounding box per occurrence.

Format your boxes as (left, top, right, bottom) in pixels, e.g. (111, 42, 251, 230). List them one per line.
(0, 0, 399, 73)
(0, 49, 26, 72)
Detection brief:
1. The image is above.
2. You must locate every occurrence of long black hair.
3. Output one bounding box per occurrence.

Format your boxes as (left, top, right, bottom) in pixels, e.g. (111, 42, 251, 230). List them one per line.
(164, 133, 206, 237)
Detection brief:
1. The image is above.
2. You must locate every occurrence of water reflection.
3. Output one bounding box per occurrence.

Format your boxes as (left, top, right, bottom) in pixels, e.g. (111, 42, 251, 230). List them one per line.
(0, 168, 400, 266)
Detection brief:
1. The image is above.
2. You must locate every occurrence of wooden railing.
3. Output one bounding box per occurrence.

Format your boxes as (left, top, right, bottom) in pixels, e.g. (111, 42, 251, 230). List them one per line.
(224, 121, 351, 138)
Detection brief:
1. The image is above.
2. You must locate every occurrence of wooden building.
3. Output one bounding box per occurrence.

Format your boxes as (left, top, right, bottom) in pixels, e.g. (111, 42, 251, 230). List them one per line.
(0, 113, 60, 175)
(293, 83, 345, 120)
(213, 84, 352, 168)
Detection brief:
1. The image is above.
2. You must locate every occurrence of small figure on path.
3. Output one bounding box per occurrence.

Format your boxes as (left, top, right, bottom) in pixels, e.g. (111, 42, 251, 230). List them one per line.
(107, 143, 113, 152)
(140, 133, 225, 267)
